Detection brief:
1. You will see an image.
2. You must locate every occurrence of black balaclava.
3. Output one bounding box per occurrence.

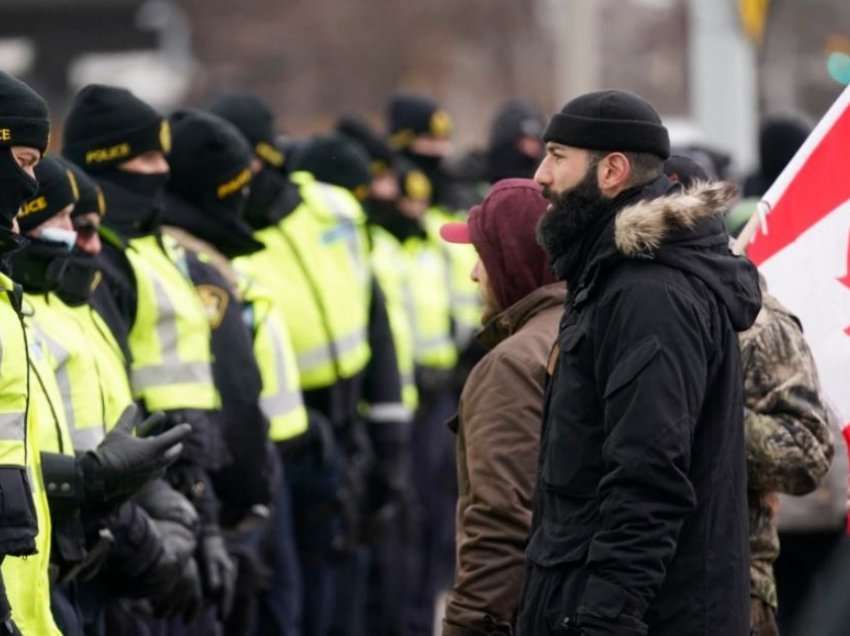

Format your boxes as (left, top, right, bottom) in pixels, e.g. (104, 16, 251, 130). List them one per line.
(62, 84, 171, 238)
(387, 93, 453, 204)
(485, 99, 544, 183)
(209, 93, 297, 230)
(10, 156, 78, 293)
(54, 160, 106, 306)
(367, 159, 430, 243)
(163, 109, 263, 259)
(293, 133, 372, 198)
(0, 71, 50, 255)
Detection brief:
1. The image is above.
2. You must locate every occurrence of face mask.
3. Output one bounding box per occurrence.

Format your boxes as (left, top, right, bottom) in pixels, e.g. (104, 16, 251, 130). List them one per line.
(243, 167, 285, 229)
(103, 170, 169, 200)
(8, 236, 73, 293)
(37, 227, 77, 251)
(0, 149, 38, 233)
(56, 249, 99, 306)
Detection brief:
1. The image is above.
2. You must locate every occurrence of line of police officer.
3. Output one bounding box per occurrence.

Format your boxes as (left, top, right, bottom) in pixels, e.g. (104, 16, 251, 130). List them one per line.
(0, 68, 552, 636)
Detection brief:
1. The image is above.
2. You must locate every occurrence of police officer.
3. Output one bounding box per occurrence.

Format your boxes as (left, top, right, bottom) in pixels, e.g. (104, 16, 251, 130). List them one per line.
(161, 108, 312, 634)
(0, 68, 59, 636)
(212, 93, 406, 636)
(62, 84, 232, 633)
(294, 132, 421, 636)
(11, 155, 197, 635)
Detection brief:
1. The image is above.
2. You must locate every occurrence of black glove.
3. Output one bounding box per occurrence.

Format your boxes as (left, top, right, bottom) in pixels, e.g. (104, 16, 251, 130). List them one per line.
(134, 479, 199, 532)
(0, 571, 20, 636)
(80, 405, 191, 505)
(150, 557, 203, 623)
(198, 527, 237, 620)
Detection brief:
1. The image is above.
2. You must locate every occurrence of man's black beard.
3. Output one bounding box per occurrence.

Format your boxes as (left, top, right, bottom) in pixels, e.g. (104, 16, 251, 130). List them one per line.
(535, 163, 608, 263)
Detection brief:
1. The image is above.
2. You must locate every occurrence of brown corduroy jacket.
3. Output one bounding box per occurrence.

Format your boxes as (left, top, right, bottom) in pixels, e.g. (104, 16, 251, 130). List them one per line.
(443, 282, 566, 636)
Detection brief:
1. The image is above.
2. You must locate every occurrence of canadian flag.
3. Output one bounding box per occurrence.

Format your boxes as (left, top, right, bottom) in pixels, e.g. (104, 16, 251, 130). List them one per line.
(742, 84, 850, 516)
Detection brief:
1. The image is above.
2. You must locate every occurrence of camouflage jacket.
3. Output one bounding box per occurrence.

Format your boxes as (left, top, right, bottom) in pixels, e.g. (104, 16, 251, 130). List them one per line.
(739, 286, 833, 608)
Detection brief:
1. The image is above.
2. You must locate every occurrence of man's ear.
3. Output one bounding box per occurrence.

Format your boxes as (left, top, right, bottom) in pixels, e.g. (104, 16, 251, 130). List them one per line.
(598, 152, 632, 196)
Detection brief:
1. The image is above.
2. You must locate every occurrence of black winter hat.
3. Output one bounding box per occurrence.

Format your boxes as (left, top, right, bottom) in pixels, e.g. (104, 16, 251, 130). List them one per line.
(489, 99, 544, 149)
(293, 134, 372, 198)
(59, 158, 106, 218)
(209, 93, 284, 168)
(336, 115, 395, 175)
(62, 84, 170, 172)
(19, 155, 79, 232)
(663, 155, 709, 188)
(543, 89, 670, 159)
(387, 93, 453, 149)
(0, 72, 50, 156)
(167, 109, 253, 212)
(758, 115, 810, 184)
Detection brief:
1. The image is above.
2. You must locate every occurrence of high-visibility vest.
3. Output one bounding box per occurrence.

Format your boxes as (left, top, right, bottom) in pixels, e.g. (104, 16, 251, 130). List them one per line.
(0, 290, 61, 634)
(125, 234, 218, 411)
(398, 230, 458, 371)
(240, 277, 309, 441)
(369, 225, 418, 411)
(235, 172, 371, 390)
(27, 293, 133, 451)
(424, 207, 482, 347)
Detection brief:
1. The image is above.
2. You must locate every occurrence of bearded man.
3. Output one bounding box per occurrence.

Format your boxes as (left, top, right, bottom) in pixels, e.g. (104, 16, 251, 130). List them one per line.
(517, 90, 762, 636)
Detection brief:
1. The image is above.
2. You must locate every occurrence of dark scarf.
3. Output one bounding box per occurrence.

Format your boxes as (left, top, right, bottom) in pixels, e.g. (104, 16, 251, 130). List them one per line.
(162, 192, 263, 260)
(97, 171, 169, 239)
(366, 198, 427, 243)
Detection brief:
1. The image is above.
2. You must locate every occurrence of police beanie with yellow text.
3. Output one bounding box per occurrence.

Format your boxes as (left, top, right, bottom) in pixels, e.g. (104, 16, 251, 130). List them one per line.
(0, 71, 49, 155)
(62, 84, 170, 172)
(19, 155, 78, 233)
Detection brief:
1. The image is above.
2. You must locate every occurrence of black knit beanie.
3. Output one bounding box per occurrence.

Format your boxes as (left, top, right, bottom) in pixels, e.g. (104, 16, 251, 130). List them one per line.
(209, 93, 284, 168)
(336, 115, 396, 176)
(542, 89, 670, 159)
(19, 156, 79, 232)
(58, 158, 105, 218)
(387, 93, 453, 149)
(62, 84, 170, 172)
(167, 109, 253, 212)
(0, 71, 50, 155)
(293, 133, 372, 197)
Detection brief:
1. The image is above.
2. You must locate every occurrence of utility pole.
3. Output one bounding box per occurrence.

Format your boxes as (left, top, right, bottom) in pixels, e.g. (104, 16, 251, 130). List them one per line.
(689, 0, 759, 172)
(539, 0, 599, 106)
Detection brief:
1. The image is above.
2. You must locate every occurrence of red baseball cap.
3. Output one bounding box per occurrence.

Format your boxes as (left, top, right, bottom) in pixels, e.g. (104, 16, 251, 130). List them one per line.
(439, 221, 471, 244)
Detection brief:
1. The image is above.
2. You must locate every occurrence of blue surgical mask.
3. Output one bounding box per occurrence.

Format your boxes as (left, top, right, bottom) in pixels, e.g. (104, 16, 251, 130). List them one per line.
(38, 227, 78, 251)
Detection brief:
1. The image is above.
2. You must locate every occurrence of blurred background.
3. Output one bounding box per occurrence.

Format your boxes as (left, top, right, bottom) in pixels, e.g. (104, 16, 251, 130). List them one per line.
(1, 0, 848, 175)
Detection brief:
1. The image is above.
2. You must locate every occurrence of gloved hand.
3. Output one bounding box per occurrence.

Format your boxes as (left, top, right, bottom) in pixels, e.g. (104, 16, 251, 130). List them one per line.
(134, 479, 199, 533)
(80, 405, 191, 505)
(0, 618, 21, 636)
(150, 556, 203, 623)
(198, 526, 237, 620)
(0, 571, 20, 636)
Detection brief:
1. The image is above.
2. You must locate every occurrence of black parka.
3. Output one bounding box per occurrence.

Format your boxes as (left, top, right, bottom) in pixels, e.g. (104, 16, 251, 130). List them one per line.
(517, 179, 762, 636)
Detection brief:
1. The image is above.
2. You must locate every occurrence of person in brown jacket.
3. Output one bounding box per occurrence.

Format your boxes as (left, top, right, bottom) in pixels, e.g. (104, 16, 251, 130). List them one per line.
(439, 178, 565, 636)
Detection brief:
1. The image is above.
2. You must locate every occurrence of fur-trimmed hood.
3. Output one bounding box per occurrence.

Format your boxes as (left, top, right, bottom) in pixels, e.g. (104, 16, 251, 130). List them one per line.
(611, 179, 761, 331)
(614, 181, 737, 256)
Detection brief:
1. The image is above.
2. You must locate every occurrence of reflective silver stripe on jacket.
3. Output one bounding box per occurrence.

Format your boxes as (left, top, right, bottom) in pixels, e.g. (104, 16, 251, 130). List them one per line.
(131, 361, 213, 391)
(131, 266, 212, 391)
(260, 319, 304, 420)
(366, 402, 413, 424)
(70, 426, 104, 452)
(36, 327, 105, 451)
(295, 327, 367, 373)
(0, 412, 25, 441)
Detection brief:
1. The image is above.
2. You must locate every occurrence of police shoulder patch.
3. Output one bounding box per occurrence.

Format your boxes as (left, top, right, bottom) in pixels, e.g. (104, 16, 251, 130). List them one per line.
(196, 284, 229, 329)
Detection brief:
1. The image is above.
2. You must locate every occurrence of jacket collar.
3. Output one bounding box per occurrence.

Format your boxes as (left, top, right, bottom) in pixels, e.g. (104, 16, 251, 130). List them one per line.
(477, 282, 566, 350)
(570, 179, 737, 309)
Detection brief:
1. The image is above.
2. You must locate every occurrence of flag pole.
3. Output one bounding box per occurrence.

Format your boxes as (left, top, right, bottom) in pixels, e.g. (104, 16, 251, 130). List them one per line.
(736, 83, 850, 255)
